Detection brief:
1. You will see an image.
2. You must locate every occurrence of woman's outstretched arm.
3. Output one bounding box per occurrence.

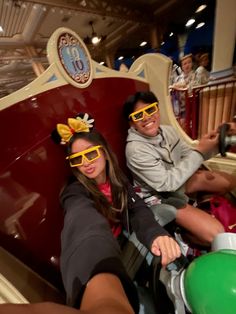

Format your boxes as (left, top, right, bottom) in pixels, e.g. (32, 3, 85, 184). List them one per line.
(0, 274, 134, 314)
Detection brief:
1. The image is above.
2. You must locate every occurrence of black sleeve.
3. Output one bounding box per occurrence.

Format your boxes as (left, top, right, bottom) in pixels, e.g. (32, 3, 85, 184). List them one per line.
(60, 182, 139, 313)
(127, 183, 170, 248)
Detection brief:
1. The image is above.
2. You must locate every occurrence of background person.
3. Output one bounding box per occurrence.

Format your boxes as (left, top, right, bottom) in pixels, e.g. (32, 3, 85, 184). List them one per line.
(123, 91, 236, 246)
(194, 53, 210, 85)
(171, 54, 196, 131)
(169, 56, 182, 86)
(173, 54, 196, 90)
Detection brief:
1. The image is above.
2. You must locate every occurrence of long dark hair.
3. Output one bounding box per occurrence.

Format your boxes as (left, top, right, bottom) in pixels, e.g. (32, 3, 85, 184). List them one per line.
(67, 131, 128, 222)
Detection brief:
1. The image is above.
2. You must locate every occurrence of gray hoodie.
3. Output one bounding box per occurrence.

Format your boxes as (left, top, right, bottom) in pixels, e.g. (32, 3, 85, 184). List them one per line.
(126, 125, 204, 199)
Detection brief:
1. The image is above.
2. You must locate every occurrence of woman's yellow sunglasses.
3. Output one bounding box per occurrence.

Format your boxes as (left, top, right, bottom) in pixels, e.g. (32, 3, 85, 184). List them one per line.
(67, 145, 102, 167)
(129, 102, 159, 122)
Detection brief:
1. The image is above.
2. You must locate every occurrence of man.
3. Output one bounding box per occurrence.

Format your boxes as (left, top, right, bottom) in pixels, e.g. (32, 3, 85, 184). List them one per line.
(123, 91, 236, 246)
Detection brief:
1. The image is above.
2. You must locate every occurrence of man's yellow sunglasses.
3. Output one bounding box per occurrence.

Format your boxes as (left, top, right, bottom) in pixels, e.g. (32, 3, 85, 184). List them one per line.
(67, 145, 102, 167)
(129, 102, 159, 122)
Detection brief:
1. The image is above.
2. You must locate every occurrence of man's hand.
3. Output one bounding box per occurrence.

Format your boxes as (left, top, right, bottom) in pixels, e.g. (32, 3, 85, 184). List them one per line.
(151, 235, 181, 267)
(196, 130, 219, 155)
(217, 122, 236, 136)
(226, 122, 236, 135)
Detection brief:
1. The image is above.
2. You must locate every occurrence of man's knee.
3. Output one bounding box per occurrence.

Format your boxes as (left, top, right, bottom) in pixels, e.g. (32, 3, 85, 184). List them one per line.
(206, 221, 225, 244)
(185, 170, 209, 194)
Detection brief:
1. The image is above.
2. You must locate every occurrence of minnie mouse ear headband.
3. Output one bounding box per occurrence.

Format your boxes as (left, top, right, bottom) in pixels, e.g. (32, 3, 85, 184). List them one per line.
(51, 113, 94, 145)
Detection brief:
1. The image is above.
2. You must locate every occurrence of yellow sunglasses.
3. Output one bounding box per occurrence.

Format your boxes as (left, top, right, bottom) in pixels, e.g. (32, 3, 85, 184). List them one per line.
(67, 145, 102, 167)
(129, 102, 159, 122)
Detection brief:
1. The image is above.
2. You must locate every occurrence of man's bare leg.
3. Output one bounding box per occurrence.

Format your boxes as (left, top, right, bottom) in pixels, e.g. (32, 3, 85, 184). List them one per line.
(176, 204, 224, 246)
(185, 170, 236, 195)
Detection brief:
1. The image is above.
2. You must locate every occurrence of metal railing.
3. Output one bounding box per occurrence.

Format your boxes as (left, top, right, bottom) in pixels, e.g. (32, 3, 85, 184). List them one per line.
(170, 78, 236, 139)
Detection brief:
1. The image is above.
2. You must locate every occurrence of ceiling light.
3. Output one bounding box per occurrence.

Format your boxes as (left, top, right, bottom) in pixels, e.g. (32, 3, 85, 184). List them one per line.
(161, 41, 165, 45)
(80, 0, 87, 6)
(185, 18, 195, 27)
(84, 21, 106, 46)
(196, 22, 205, 29)
(140, 41, 147, 47)
(195, 4, 207, 13)
(169, 32, 173, 37)
(99, 61, 105, 65)
(89, 21, 101, 45)
(91, 36, 101, 45)
(118, 56, 124, 60)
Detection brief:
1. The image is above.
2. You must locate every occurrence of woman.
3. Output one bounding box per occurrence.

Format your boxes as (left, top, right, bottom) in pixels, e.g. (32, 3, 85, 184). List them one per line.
(195, 53, 210, 85)
(56, 114, 181, 313)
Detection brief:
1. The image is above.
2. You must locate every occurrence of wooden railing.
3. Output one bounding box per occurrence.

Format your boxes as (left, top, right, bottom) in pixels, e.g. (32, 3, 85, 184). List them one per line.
(170, 78, 236, 139)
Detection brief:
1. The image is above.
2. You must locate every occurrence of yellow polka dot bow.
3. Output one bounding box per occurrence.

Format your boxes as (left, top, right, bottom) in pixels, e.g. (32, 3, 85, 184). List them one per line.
(57, 115, 94, 143)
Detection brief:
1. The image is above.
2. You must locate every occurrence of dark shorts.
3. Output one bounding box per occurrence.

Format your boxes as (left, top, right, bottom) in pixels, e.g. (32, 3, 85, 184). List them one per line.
(145, 190, 188, 226)
(158, 190, 188, 209)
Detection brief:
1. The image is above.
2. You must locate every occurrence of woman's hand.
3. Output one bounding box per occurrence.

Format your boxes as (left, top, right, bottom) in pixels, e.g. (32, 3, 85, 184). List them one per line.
(151, 235, 181, 267)
(170, 84, 187, 91)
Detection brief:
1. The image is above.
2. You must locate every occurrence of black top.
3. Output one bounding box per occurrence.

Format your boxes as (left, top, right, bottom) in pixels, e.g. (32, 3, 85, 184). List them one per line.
(60, 180, 169, 312)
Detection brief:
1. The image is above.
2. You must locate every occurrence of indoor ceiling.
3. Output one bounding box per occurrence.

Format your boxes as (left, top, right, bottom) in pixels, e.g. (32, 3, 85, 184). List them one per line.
(0, 0, 215, 97)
